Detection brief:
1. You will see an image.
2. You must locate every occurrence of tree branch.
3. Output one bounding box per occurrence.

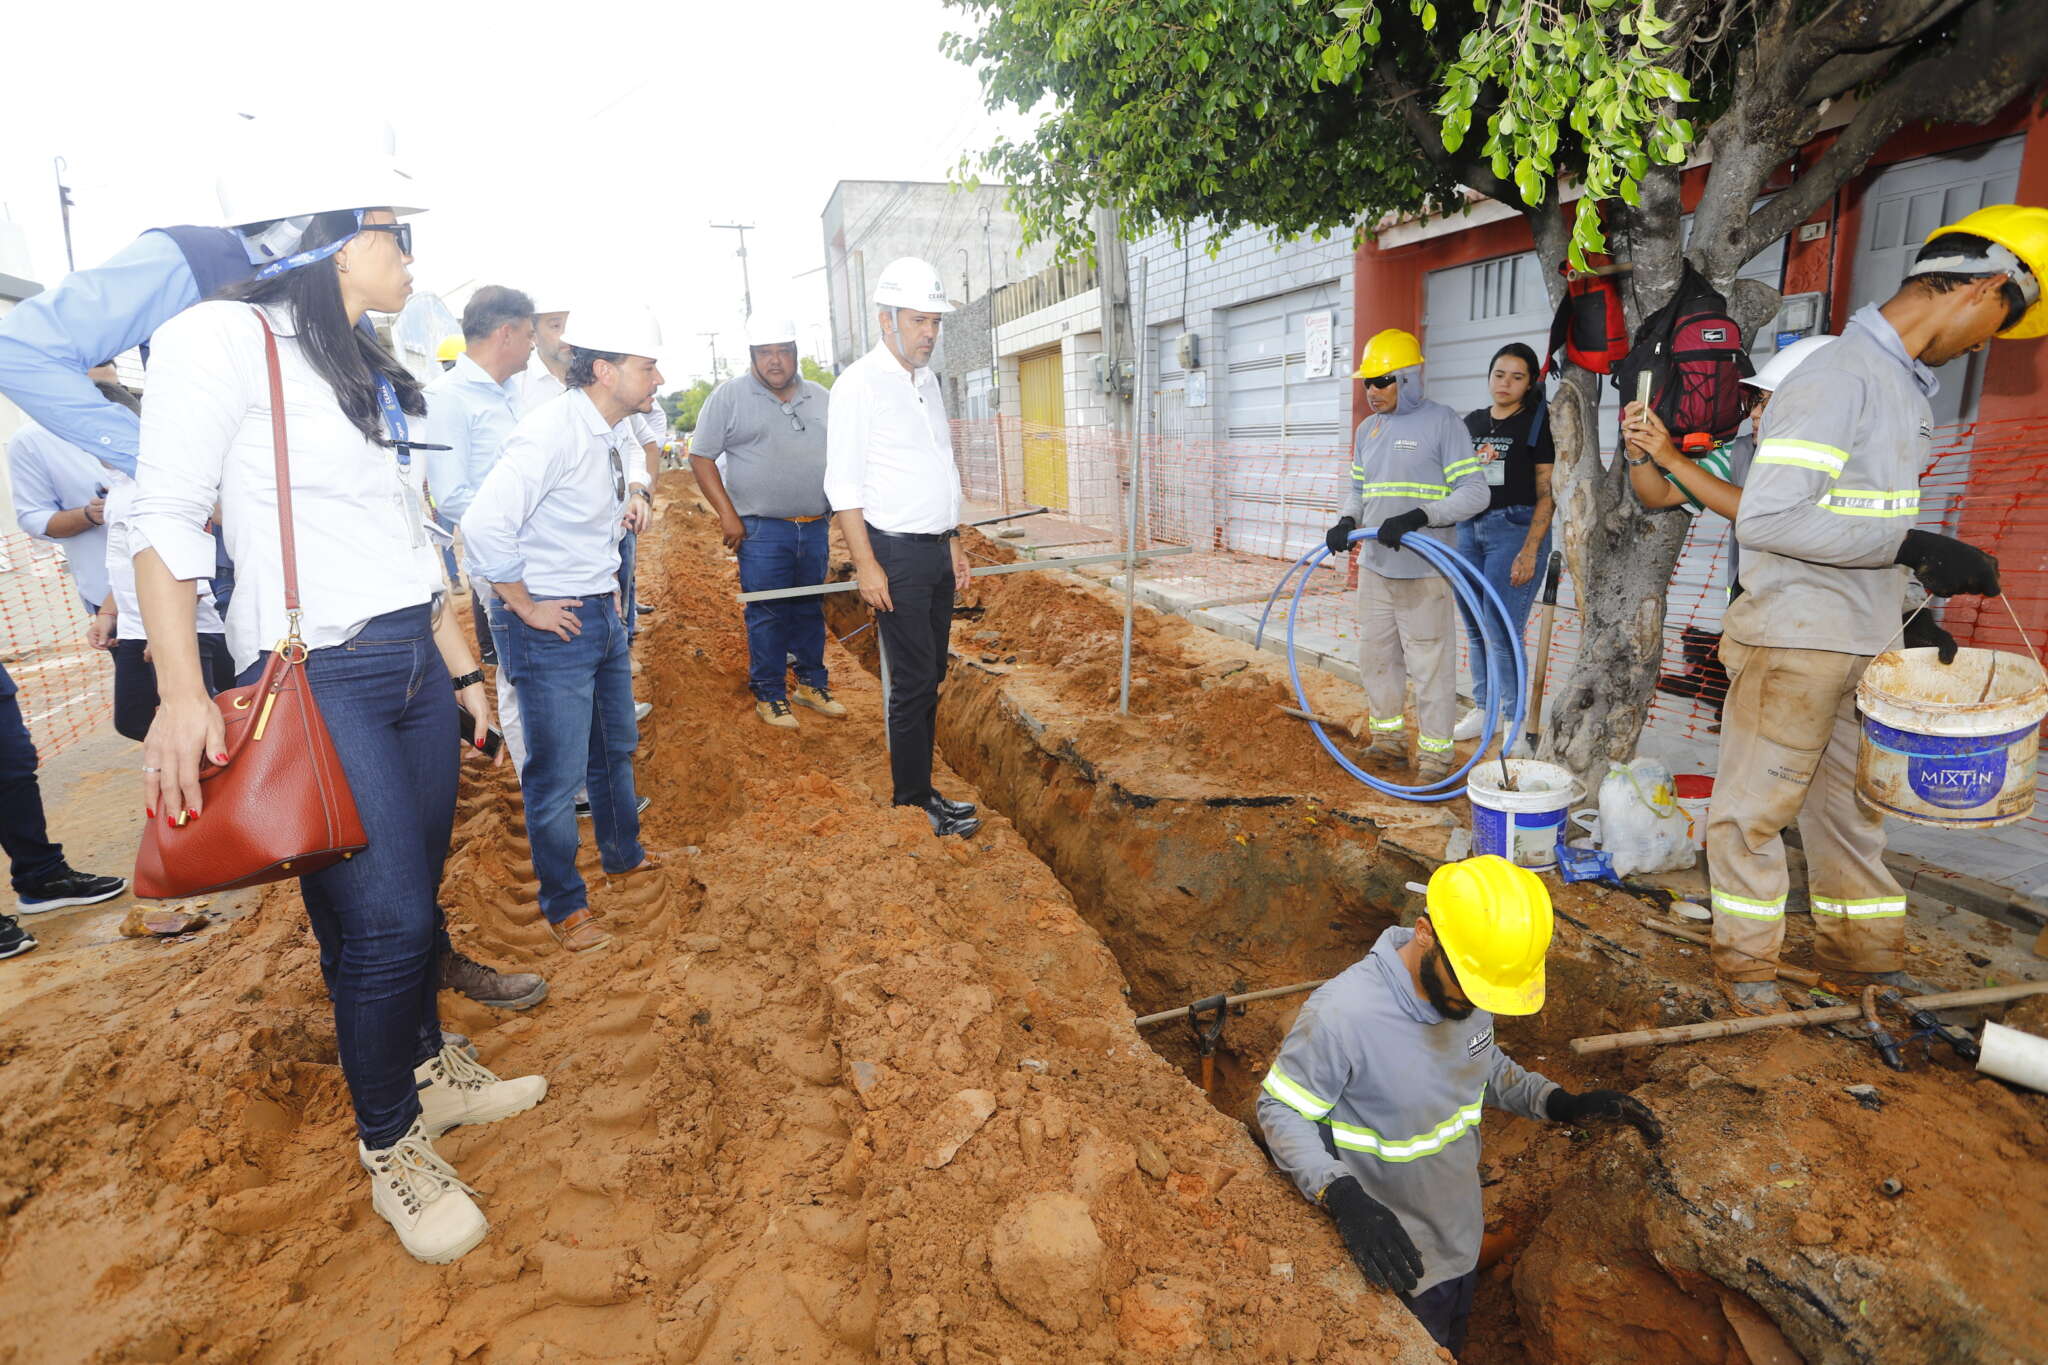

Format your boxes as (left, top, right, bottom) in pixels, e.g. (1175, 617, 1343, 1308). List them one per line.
(1800, 0, 1975, 102)
(1744, 0, 2048, 256)
(1369, 54, 1518, 206)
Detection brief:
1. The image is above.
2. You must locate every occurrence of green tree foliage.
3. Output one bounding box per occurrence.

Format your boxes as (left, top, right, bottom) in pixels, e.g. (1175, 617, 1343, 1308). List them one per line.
(801, 356, 836, 389)
(664, 379, 718, 433)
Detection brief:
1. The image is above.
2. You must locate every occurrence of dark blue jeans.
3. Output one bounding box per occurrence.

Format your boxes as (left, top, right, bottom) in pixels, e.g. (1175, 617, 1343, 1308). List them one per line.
(736, 515, 829, 701)
(619, 531, 639, 640)
(491, 596, 643, 924)
(243, 605, 454, 1149)
(0, 663, 67, 892)
(1455, 507, 1550, 715)
(111, 634, 236, 742)
(1402, 1268, 1477, 1354)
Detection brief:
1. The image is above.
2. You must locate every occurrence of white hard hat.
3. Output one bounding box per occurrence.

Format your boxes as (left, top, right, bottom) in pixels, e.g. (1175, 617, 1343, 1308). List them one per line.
(1749, 334, 1838, 391)
(217, 159, 427, 229)
(746, 318, 800, 348)
(560, 304, 662, 359)
(872, 257, 955, 313)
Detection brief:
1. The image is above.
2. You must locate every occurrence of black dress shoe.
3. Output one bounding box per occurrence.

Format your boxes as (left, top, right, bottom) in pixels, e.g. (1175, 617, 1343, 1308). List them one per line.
(931, 793, 977, 820)
(918, 796, 981, 839)
(635, 603, 655, 616)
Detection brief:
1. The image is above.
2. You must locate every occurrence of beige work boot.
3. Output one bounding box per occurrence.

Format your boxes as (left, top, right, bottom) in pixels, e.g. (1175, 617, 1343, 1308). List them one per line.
(414, 1043, 548, 1139)
(359, 1119, 488, 1264)
(755, 698, 799, 729)
(1416, 754, 1454, 783)
(791, 683, 847, 718)
(549, 907, 612, 954)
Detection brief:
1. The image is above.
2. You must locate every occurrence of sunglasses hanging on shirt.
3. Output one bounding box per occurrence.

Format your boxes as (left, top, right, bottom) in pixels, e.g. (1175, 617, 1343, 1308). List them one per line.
(780, 400, 805, 433)
(607, 444, 627, 502)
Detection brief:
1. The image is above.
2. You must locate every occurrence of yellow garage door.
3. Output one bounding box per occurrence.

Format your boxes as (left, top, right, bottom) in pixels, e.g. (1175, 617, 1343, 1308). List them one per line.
(1018, 348, 1068, 510)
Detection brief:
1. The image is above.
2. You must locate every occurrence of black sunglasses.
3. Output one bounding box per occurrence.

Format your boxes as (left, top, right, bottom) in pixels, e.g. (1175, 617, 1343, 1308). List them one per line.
(1362, 373, 1398, 389)
(358, 222, 413, 255)
(780, 399, 805, 433)
(607, 444, 626, 502)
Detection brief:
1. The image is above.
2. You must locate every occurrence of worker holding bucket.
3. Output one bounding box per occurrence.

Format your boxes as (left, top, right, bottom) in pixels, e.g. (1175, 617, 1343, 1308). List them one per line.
(1706, 204, 2048, 1014)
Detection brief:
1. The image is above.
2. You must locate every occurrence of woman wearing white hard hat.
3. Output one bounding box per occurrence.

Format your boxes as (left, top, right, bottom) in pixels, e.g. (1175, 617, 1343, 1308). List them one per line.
(128, 201, 545, 1265)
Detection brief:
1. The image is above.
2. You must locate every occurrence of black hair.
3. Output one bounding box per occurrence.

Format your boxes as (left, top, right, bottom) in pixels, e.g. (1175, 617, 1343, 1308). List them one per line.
(462, 285, 535, 343)
(566, 346, 627, 389)
(1908, 231, 2029, 331)
(220, 210, 424, 446)
(1487, 342, 1542, 411)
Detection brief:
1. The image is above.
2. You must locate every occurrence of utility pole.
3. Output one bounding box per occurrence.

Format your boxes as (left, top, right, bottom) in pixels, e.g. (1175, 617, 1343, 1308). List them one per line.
(709, 222, 755, 321)
(1092, 204, 1134, 439)
(698, 331, 723, 380)
(53, 158, 76, 272)
(982, 207, 999, 415)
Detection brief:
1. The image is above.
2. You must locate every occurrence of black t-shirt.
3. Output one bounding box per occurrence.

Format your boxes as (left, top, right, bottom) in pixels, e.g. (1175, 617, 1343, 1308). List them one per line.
(1462, 404, 1555, 512)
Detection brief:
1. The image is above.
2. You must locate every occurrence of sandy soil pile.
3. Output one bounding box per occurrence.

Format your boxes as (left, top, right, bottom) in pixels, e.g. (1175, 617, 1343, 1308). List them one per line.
(0, 485, 1445, 1364)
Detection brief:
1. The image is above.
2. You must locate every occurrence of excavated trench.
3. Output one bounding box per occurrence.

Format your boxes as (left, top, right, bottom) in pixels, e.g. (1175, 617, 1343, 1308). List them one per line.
(827, 553, 2048, 1365)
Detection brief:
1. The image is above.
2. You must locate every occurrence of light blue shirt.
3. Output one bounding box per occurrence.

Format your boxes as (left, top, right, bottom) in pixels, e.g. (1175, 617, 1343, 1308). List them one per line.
(421, 353, 521, 528)
(460, 389, 646, 599)
(7, 421, 113, 609)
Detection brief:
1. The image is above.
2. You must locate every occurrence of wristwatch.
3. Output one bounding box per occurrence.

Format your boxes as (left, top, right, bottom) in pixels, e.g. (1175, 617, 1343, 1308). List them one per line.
(1625, 451, 1655, 468)
(450, 669, 485, 691)
(632, 488, 653, 503)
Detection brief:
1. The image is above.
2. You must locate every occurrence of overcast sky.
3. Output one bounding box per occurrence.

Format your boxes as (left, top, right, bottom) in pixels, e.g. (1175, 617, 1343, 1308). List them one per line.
(0, 0, 1031, 386)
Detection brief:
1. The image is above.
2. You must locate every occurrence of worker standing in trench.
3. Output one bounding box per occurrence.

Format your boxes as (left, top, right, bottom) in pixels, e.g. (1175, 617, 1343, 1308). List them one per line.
(1324, 330, 1488, 782)
(1257, 855, 1662, 1355)
(1707, 205, 2048, 1014)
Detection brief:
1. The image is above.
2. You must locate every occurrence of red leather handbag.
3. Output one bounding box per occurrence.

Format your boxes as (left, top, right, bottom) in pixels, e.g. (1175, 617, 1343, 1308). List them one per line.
(133, 309, 368, 898)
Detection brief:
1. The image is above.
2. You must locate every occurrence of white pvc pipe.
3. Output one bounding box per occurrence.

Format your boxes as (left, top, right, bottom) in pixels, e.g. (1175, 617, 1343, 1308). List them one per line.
(1977, 1021, 2048, 1093)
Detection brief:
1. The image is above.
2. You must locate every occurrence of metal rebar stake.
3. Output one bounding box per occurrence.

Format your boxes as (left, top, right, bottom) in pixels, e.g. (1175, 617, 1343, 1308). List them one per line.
(876, 629, 892, 754)
(1117, 256, 1148, 716)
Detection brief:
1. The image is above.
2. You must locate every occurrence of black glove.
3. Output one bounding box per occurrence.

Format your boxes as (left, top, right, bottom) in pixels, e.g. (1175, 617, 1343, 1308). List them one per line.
(1320, 1175, 1424, 1293)
(1895, 529, 2000, 598)
(1901, 609, 1959, 665)
(1324, 516, 1358, 556)
(1375, 508, 1430, 549)
(1546, 1088, 1663, 1146)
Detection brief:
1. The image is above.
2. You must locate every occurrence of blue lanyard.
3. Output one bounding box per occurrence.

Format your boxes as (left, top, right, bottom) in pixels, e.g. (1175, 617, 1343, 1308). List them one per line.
(374, 374, 411, 462)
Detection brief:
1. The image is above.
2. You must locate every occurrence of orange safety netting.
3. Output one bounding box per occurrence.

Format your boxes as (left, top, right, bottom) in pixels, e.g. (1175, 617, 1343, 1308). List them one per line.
(0, 530, 112, 757)
(951, 413, 2048, 840)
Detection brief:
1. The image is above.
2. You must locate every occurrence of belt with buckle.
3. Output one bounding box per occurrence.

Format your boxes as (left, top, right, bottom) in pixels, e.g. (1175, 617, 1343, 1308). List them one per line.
(785, 514, 825, 523)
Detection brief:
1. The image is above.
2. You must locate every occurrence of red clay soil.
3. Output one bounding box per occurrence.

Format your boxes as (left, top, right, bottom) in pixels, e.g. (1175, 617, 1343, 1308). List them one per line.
(836, 536, 2048, 1365)
(0, 484, 1448, 1365)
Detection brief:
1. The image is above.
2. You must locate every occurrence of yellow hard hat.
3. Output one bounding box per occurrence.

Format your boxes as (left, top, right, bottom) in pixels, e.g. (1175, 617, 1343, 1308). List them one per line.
(1354, 328, 1424, 379)
(435, 335, 466, 362)
(1922, 204, 2048, 339)
(1425, 855, 1553, 1016)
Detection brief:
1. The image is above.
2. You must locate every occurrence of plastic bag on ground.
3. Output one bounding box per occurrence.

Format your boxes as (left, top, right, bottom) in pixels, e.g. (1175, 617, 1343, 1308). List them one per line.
(1595, 757, 1696, 878)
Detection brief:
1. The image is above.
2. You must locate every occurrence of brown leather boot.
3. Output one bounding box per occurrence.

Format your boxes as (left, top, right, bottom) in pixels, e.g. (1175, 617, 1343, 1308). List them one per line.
(438, 944, 548, 1010)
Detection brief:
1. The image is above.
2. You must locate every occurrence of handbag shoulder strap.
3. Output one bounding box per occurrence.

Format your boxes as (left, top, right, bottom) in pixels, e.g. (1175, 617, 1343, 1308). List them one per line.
(248, 306, 301, 617)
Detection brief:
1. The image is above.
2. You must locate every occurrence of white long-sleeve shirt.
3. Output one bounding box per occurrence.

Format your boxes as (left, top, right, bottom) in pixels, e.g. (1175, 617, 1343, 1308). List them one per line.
(460, 388, 646, 599)
(125, 301, 444, 672)
(823, 342, 960, 534)
(101, 473, 226, 642)
(8, 420, 112, 609)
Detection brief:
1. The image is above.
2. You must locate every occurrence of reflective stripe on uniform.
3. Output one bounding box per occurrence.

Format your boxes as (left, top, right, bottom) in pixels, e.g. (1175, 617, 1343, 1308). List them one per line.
(1353, 477, 1452, 498)
(1815, 488, 1920, 519)
(1261, 1064, 1336, 1119)
(1417, 733, 1453, 754)
(1712, 888, 1786, 921)
(1755, 439, 1848, 475)
(1810, 895, 1908, 918)
(1442, 458, 1483, 481)
(1369, 715, 1406, 733)
(1326, 1093, 1484, 1163)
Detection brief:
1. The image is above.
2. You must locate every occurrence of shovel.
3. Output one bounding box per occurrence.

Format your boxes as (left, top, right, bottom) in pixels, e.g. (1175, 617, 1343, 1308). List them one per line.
(1524, 550, 1564, 751)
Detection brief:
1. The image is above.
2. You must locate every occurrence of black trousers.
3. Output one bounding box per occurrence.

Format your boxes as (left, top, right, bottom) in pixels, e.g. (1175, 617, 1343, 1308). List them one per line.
(870, 528, 955, 807)
(1402, 1268, 1478, 1355)
(111, 635, 236, 742)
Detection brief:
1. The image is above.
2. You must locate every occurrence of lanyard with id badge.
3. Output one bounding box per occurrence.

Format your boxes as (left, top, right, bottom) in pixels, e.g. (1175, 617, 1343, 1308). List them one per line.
(374, 375, 453, 550)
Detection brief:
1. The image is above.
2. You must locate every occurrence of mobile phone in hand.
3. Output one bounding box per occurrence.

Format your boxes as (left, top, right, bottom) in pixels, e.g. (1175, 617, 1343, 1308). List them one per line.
(457, 708, 504, 758)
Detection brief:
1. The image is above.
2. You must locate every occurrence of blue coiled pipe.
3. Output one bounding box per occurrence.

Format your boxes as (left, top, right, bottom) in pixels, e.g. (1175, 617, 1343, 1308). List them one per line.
(1253, 527, 1530, 801)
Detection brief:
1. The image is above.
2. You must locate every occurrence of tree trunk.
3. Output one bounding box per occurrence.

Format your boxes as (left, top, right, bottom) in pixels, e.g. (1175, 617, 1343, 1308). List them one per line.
(1526, 187, 1696, 797)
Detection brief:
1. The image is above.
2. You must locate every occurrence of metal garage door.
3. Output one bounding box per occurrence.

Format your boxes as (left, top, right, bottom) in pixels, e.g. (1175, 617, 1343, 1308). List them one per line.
(1847, 135, 2023, 427)
(1223, 285, 1349, 446)
(1220, 286, 1350, 556)
(1422, 251, 1552, 418)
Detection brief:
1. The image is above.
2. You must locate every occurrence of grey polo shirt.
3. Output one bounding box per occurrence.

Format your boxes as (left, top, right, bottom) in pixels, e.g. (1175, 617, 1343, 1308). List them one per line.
(691, 371, 831, 518)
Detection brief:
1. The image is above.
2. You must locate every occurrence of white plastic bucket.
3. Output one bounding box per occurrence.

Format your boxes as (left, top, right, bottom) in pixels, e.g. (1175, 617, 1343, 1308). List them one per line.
(1467, 760, 1580, 872)
(1674, 774, 1713, 849)
(1977, 1021, 2048, 1094)
(1857, 647, 2048, 829)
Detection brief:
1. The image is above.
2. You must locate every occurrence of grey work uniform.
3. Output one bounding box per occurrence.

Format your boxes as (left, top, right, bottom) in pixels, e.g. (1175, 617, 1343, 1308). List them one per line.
(690, 371, 831, 518)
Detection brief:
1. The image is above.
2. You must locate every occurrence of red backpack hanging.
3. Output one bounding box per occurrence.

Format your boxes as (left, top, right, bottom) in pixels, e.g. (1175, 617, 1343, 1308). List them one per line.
(1541, 270, 1629, 377)
(1611, 263, 1752, 443)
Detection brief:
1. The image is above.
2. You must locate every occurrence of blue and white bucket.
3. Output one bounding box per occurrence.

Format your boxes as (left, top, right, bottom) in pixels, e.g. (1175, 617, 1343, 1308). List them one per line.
(1857, 647, 2048, 830)
(1466, 759, 1580, 872)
